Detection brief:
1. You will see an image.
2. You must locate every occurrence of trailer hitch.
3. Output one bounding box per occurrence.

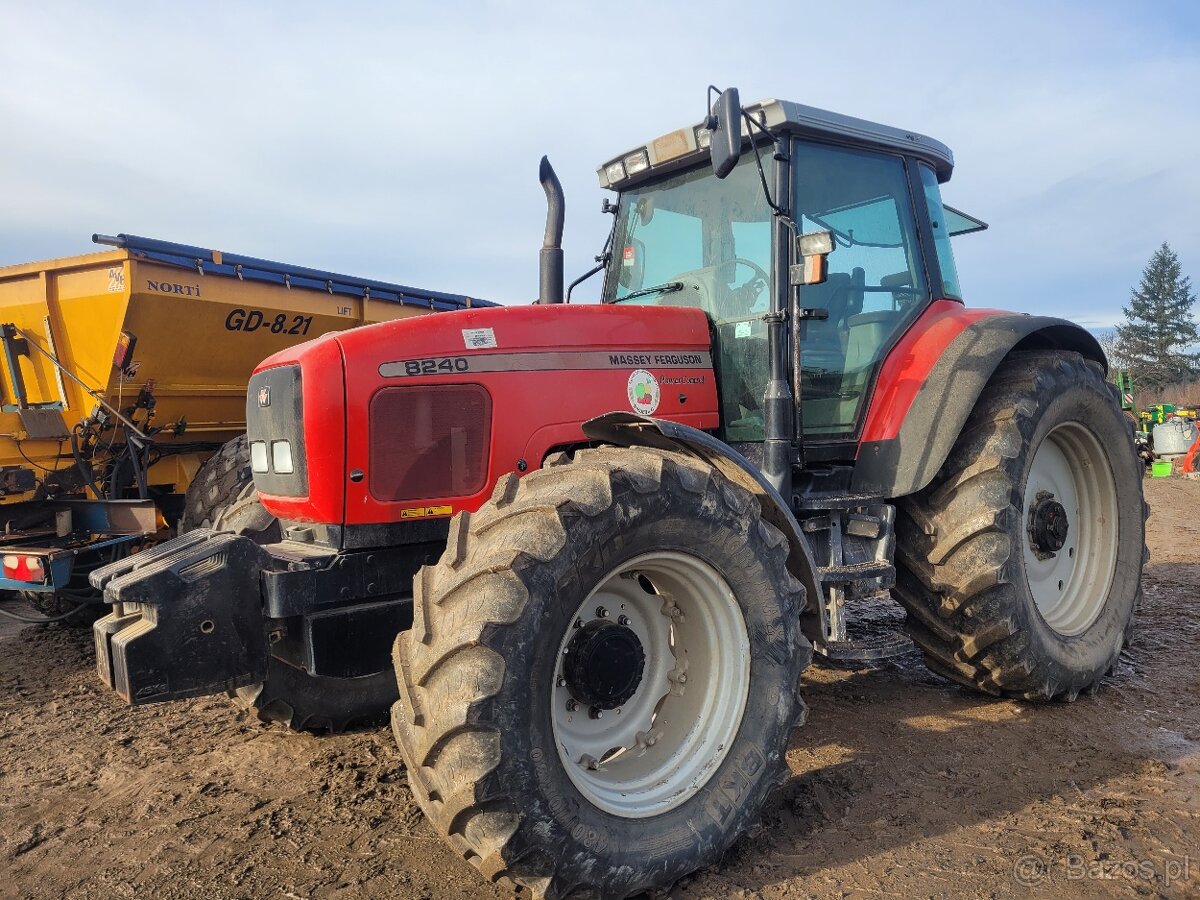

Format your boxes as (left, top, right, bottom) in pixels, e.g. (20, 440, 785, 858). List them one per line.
(90, 529, 270, 704)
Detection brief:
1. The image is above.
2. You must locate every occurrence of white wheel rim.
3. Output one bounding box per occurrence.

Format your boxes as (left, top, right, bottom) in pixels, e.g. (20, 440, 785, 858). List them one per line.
(551, 551, 751, 818)
(1022, 422, 1119, 636)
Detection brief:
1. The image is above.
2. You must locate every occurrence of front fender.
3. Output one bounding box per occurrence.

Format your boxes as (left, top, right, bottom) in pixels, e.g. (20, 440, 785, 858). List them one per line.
(853, 309, 1106, 498)
(582, 412, 822, 621)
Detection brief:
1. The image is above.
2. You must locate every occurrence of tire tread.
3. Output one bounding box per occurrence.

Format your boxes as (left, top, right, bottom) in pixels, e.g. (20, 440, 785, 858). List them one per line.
(392, 447, 809, 897)
(894, 350, 1146, 700)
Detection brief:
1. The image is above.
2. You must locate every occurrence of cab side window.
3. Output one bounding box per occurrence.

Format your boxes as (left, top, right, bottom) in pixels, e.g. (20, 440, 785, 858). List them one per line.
(917, 163, 963, 300)
(792, 142, 929, 438)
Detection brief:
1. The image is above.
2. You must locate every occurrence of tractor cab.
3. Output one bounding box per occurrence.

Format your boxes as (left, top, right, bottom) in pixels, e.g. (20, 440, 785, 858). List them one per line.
(598, 97, 984, 452)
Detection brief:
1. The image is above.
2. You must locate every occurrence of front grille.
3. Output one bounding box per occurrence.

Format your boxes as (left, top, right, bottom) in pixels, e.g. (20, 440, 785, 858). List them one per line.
(246, 365, 308, 497)
(369, 385, 491, 502)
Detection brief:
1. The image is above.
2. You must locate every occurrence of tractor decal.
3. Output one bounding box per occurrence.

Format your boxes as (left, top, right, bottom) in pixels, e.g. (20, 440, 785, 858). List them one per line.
(627, 368, 661, 415)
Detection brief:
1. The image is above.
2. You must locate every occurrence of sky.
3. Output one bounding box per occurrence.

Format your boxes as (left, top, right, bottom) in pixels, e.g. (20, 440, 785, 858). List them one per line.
(2, 1, 1197, 331)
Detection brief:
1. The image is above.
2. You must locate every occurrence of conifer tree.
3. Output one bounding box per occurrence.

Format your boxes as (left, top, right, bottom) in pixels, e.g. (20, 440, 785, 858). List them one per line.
(1113, 242, 1198, 390)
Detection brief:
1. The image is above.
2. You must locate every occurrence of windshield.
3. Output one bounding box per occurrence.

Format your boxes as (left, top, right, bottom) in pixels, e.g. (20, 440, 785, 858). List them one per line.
(600, 140, 930, 446)
(602, 151, 771, 322)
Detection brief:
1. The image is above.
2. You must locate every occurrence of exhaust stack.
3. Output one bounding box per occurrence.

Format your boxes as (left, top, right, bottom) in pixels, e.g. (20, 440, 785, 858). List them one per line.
(538, 156, 565, 304)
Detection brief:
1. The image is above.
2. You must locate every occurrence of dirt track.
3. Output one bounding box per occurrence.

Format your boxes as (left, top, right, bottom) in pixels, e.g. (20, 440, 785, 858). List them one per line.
(2, 477, 1197, 899)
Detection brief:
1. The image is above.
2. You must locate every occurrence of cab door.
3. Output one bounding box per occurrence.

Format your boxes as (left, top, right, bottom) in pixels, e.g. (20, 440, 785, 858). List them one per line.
(791, 141, 933, 441)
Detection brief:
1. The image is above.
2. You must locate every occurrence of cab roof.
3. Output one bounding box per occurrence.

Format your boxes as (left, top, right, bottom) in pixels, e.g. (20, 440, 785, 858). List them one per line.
(597, 98, 954, 191)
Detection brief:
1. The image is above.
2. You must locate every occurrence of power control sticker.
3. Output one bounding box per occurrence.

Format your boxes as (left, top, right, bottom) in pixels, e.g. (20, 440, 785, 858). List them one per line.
(627, 368, 660, 415)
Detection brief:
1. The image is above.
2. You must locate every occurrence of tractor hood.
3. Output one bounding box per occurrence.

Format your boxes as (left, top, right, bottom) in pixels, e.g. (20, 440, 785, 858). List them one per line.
(322, 303, 720, 529)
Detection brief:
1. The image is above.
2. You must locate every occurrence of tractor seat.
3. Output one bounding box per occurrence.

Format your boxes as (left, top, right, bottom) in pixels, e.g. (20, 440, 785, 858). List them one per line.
(845, 310, 903, 371)
(797, 272, 853, 371)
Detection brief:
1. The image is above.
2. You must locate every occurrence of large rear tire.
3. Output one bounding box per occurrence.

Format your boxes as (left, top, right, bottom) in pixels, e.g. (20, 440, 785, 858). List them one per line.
(894, 351, 1146, 700)
(187, 436, 395, 733)
(392, 447, 811, 897)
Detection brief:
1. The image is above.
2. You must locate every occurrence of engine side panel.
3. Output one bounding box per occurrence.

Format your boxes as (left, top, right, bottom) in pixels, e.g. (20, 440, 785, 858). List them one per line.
(261, 304, 719, 527)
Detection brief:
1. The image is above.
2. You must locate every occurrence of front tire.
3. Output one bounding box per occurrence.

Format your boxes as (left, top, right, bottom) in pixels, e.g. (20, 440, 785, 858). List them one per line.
(894, 351, 1146, 700)
(392, 447, 811, 897)
(180, 434, 253, 532)
(188, 437, 395, 733)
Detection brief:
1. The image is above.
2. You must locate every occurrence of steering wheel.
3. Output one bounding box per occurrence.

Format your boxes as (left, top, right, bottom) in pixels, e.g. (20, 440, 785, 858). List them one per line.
(732, 257, 770, 283)
(723, 257, 771, 317)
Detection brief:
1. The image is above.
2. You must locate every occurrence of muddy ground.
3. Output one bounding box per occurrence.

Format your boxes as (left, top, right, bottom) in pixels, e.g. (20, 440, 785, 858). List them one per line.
(1, 476, 1197, 899)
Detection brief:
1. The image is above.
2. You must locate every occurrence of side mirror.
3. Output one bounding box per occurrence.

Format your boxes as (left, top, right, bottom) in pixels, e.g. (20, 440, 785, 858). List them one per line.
(790, 231, 835, 286)
(709, 87, 742, 179)
(636, 196, 655, 226)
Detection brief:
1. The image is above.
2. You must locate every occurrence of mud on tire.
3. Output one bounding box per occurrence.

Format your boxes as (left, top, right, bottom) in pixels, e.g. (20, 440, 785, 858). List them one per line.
(231, 661, 397, 734)
(894, 351, 1147, 700)
(392, 447, 812, 898)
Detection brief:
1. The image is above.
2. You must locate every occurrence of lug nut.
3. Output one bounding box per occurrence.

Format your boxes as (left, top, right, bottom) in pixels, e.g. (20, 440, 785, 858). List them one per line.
(596, 606, 608, 618)
(566, 699, 578, 712)
(589, 707, 603, 720)
(557, 677, 566, 688)
(574, 618, 583, 629)
(618, 615, 631, 626)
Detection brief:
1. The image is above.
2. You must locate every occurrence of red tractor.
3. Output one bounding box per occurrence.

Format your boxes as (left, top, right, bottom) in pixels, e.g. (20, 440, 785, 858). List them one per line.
(93, 88, 1144, 896)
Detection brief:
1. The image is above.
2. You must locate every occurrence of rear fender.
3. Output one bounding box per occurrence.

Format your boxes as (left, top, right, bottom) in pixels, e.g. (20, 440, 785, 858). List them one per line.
(854, 312, 1106, 498)
(582, 412, 822, 620)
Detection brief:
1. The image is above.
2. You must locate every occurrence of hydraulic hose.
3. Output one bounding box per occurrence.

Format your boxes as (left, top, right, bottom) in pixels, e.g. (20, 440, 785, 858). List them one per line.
(0, 601, 90, 624)
(70, 424, 107, 499)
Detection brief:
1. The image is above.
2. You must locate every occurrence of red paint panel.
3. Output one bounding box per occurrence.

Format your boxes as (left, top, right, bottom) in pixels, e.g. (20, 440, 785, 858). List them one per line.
(859, 300, 1003, 444)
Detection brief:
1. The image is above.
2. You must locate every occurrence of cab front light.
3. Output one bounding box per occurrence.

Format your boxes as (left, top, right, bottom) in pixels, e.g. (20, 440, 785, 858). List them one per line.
(271, 440, 294, 474)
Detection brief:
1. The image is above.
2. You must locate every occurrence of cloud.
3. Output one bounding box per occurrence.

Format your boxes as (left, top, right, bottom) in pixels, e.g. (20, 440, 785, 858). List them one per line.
(2, 0, 1197, 328)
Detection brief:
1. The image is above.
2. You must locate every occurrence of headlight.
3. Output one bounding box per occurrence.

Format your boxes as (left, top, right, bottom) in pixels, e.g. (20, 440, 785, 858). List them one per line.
(605, 161, 626, 184)
(623, 150, 649, 176)
(250, 441, 269, 473)
(271, 440, 294, 474)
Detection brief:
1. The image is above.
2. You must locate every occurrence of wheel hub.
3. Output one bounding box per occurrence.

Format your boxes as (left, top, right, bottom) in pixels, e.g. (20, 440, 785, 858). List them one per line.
(552, 551, 751, 817)
(1021, 423, 1119, 636)
(1028, 490, 1069, 558)
(563, 619, 645, 710)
